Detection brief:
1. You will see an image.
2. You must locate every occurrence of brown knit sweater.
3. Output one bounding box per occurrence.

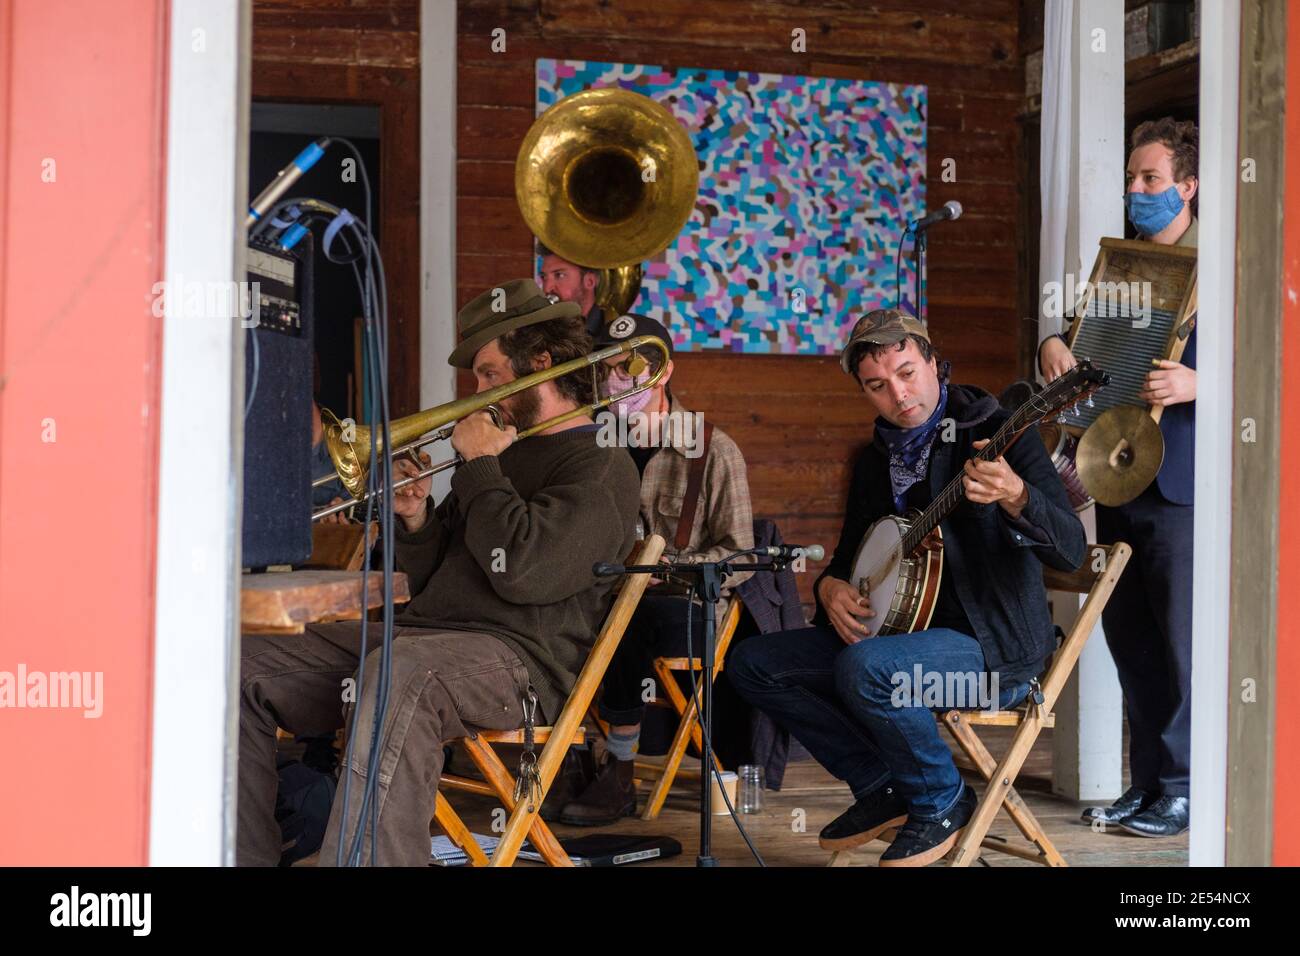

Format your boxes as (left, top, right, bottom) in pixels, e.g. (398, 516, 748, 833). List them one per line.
(393, 427, 640, 721)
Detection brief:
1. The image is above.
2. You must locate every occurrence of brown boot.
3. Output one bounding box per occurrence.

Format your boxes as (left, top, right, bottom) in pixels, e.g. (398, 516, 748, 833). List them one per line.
(557, 757, 636, 826)
(538, 746, 597, 822)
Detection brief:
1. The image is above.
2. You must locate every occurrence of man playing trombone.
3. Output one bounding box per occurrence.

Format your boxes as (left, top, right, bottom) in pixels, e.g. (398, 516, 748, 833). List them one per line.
(236, 279, 642, 866)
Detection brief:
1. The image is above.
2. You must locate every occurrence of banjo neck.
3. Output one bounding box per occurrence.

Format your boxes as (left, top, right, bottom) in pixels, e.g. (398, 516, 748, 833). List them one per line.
(898, 377, 1096, 554)
(851, 364, 1107, 638)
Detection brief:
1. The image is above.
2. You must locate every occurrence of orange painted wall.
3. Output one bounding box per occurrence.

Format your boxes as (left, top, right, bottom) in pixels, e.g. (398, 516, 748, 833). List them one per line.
(0, 1, 168, 864)
(1275, 0, 1300, 867)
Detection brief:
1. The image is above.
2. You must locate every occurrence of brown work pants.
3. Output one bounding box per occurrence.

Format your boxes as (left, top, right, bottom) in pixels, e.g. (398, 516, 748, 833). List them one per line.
(237, 622, 533, 866)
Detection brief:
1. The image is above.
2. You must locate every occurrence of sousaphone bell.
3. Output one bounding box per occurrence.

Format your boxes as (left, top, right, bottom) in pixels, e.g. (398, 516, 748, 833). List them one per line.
(516, 87, 699, 317)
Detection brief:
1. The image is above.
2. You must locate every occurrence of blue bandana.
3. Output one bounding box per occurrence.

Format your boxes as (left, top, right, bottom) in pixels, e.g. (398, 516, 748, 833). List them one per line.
(873, 383, 949, 512)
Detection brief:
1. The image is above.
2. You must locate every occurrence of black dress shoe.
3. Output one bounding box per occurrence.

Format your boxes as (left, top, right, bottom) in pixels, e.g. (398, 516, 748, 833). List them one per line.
(879, 785, 978, 867)
(818, 784, 909, 851)
(1081, 786, 1156, 826)
(1119, 795, 1189, 837)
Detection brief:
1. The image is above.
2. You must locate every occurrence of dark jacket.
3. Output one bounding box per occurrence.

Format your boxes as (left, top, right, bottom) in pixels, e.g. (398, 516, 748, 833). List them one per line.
(735, 519, 806, 635)
(734, 518, 807, 790)
(813, 383, 1087, 683)
(1156, 326, 1194, 505)
(1150, 217, 1199, 505)
(585, 304, 609, 338)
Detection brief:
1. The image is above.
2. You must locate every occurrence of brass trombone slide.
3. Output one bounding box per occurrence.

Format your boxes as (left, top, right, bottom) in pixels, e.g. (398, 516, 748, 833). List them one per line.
(311, 334, 669, 521)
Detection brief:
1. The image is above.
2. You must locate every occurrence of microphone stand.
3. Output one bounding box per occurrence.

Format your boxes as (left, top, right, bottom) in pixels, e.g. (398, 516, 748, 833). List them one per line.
(907, 220, 927, 325)
(603, 549, 788, 867)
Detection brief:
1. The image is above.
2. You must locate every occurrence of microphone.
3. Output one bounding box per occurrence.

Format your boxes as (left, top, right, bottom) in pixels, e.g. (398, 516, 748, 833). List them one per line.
(246, 137, 331, 228)
(757, 544, 824, 561)
(908, 200, 963, 234)
(593, 562, 626, 577)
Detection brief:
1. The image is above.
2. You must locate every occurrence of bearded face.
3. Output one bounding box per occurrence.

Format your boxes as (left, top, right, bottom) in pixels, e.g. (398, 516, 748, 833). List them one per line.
(498, 384, 542, 433)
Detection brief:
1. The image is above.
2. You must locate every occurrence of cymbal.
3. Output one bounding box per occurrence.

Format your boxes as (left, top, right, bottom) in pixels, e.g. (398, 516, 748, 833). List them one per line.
(1076, 406, 1165, 507)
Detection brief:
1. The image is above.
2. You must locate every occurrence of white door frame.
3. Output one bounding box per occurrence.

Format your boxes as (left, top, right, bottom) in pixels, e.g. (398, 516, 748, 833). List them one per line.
(150, 0, 250, 866)
(1189, 0, 1240, 867)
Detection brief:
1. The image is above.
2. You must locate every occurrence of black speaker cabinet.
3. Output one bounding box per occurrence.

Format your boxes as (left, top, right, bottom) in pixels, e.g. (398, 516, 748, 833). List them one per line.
(241, 233, 314, 568)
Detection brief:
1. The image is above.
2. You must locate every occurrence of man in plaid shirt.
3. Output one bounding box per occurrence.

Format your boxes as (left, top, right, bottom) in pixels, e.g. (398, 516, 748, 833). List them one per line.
(559, 313, 755, 825)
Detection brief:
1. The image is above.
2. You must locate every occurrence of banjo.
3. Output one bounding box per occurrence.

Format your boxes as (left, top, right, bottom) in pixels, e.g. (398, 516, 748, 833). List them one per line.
(847, 362, 1109, 638)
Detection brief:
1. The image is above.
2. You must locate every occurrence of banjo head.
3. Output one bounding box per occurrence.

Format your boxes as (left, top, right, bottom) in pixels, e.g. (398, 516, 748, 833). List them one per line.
(848, 516, 907, 639)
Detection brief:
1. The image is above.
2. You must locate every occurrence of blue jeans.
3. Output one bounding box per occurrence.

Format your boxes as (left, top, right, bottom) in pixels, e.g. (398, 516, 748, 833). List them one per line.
(729, 626, 1029, 819)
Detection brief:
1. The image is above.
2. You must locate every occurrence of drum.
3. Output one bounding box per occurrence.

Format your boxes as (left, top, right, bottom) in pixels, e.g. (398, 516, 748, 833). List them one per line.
(1038, 422, 1093, 512)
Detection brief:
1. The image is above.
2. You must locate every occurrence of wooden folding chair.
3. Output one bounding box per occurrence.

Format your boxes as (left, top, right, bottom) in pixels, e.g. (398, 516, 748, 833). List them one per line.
(634, 593, 744, 820)
(432, 534, 667, 867)
(829, 541, 1131, 867)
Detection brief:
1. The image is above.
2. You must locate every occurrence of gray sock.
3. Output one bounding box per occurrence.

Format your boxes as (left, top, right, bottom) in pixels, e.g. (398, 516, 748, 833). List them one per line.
(606, 729, 639, 762)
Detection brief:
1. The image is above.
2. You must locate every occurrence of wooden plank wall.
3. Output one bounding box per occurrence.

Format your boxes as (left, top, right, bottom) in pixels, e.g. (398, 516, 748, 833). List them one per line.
(459, 0, 1025, 609)
(251, 0, 423, 416)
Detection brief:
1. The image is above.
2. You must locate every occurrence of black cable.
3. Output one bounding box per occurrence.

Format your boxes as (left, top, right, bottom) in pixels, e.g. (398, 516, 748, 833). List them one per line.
(337, 237, 379, 865)
(895, 231, 909, 312)
(682, 580, 766, 867)
(344, 249, 390, 864)
(280, 136, 395, 866)
(362, 226, 395, 867)
(334, 137, 398, 868)
(243, 327, 260, 419)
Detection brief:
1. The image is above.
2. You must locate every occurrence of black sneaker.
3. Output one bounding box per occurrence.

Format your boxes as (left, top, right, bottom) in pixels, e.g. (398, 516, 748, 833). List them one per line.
(818, 784, 909, 851)
(879, 785, 977, 867)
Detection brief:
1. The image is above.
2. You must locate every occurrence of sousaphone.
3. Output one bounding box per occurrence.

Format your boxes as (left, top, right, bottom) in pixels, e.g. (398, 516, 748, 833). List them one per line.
(516, 87, 699, 316)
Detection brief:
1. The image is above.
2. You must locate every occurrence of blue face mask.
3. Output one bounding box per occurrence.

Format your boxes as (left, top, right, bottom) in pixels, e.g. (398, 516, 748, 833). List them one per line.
(1125, 185, 1185, 236)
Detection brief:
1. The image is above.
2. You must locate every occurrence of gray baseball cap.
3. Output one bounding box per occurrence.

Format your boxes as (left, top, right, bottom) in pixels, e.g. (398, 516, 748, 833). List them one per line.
(839, 308, 930, 375)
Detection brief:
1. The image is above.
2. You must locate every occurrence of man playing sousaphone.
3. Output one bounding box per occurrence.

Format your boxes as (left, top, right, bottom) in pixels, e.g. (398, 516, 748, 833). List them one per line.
(730, 310, 1086, 866)
(537, 242, 608, 338)
(236, 279, 642, 866)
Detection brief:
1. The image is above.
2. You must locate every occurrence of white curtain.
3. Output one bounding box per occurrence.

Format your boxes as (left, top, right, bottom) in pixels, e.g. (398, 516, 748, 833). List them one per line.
(1038, 0, 1126, 803)
(1037, 0, 1075, 377)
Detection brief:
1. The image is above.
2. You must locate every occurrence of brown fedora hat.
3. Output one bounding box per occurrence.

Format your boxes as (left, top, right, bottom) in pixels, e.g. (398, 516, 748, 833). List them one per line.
(448, 279, 582, 369)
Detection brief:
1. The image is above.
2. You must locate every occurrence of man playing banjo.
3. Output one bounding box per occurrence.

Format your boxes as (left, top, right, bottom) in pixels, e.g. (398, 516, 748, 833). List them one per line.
(729, 309, 1086, 866)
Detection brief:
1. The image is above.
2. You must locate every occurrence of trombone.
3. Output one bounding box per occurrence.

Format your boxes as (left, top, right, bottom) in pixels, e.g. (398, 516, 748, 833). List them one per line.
(311, 334, 669, 521)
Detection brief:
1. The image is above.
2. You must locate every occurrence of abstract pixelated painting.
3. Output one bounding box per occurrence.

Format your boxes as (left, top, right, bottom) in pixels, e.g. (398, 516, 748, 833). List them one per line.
(536, 59, 927, 355)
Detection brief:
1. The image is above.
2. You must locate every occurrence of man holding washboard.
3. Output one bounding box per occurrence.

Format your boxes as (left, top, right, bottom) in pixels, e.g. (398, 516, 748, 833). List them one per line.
(1039, 118, 1199, 838)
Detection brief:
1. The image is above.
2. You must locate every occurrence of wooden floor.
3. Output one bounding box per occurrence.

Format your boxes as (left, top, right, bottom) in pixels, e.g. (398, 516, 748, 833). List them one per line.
(297, 722, 1188, 867)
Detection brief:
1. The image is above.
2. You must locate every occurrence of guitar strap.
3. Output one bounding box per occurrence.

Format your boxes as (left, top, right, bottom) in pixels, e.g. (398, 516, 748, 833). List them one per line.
(674, 422, 715, 550)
